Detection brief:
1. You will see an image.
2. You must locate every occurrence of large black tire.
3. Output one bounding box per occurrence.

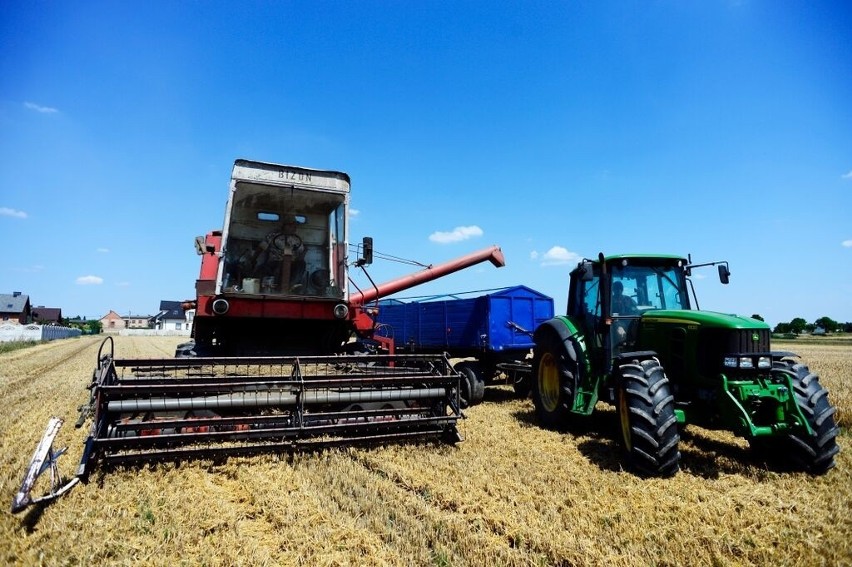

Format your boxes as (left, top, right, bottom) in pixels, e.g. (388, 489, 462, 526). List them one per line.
(513, 373, 531, 398)
(616, 358, 680, 477)
(531, 332, 578, 428)
(768, 359, 840, 474)
(454, 362, 485, 408)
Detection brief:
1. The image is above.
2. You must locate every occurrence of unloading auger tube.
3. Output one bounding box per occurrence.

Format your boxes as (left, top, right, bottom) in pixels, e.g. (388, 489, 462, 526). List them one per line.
(12, 336, 462, 514)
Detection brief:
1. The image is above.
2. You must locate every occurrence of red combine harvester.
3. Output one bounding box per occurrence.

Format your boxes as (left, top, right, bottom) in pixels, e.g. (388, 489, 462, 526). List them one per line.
(12, 159, 504, 513)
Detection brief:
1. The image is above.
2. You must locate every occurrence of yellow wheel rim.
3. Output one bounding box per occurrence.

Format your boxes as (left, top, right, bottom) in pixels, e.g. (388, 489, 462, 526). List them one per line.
(618, 389, 632, 451)
(538, 352, 560, 412)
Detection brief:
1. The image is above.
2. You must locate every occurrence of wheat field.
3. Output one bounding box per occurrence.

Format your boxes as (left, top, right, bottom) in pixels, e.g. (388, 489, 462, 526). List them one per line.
(1, 336, 849, 566)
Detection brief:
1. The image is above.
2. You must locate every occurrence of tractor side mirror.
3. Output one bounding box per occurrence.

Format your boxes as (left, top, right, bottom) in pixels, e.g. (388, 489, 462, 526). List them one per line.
(579, 262, 594, 282)
(361, 237, 373, 266)
(718, 264, 730, 285)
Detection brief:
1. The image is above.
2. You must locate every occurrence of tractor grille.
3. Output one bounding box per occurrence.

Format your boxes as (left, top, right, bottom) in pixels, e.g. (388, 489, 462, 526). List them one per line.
(697, 328, 770, 373)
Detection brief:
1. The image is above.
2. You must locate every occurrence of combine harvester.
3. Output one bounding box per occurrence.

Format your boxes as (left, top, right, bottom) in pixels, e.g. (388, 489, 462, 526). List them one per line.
(12, 159, 505, 513)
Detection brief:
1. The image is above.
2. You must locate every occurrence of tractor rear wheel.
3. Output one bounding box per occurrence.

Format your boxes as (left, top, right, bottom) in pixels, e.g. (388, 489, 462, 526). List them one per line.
(531, 333, 578, 428)
(616, 358, 680, 477)
(770, 359, 840, 474)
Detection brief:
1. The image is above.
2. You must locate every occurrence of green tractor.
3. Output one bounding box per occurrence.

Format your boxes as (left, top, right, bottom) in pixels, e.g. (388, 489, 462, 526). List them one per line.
(531, 253, 840, 477)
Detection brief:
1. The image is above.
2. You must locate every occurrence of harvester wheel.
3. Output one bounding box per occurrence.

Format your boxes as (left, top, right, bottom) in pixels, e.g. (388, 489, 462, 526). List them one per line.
(768, 359, 840, 474)
(531, 334, 578, 428)
(455, 362, 485, 407)
(616, 358, 680, 477)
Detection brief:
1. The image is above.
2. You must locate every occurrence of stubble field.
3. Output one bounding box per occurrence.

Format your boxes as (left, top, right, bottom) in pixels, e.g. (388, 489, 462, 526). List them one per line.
(1, 335, 850, 566)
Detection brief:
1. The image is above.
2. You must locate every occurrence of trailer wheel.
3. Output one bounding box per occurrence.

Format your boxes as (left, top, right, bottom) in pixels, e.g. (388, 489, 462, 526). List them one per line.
(455, 362, 485, 407)
(616, 358, 680, 477)
(765, 359, 840, 474)
(531, 333, 577, 428)
(512, 374, 531, 398)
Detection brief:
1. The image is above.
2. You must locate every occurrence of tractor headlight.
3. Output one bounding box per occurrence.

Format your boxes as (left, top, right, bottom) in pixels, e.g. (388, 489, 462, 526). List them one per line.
(739, 357, 754, 369)
(333, 303, 349, 319)
(724, 357, 738, 368)
(757, 356, 772, 369)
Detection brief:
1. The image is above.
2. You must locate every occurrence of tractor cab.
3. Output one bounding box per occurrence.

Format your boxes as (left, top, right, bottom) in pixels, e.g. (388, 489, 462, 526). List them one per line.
(567, 254, 692, 364)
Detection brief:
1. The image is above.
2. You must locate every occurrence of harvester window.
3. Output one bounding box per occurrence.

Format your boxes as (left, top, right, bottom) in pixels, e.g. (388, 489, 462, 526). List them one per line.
(224, 182, 347, 298)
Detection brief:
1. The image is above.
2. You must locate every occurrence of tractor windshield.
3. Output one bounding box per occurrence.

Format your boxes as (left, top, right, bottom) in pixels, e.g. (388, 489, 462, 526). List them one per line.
(611, 264, 689, 312)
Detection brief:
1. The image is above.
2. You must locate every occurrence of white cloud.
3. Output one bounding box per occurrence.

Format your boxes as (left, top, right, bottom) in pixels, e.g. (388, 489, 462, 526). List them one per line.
(349, 209, 360, 217)
(842, 171, 852, 180)
(429, 225, 483, 244)
(97, 247, 110, 253)
(24, 101, 59, 114)
(530, 251, 540, 260)
(842, 240, 852, 248)
(539, 246, 582, 267)
(116, 281, 131, 287)
(76, 275, 103, 285)
(0, 207, 27, 219)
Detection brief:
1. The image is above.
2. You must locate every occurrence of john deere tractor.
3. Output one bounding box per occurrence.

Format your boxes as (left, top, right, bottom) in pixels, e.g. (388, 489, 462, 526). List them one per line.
(532, 253, 840, 477)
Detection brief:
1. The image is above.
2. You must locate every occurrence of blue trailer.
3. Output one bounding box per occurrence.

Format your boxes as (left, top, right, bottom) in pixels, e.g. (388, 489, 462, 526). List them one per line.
(375, 285, 554, 406)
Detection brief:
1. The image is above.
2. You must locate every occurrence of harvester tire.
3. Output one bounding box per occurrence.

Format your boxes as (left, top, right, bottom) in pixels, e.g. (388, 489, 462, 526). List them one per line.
(616, 358, 680, 477)
(455, 362, 485, 407)
(531, 333, 578, 428)
(770, 359, 840, 474)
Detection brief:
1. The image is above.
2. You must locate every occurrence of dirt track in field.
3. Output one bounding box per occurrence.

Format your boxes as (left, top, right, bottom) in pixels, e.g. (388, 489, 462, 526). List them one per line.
(1, 336, 850, 566)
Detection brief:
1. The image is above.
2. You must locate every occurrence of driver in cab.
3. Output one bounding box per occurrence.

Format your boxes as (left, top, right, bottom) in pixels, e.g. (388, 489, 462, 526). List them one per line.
(612, 280, 638, 315)
(612, 280, 638, 345)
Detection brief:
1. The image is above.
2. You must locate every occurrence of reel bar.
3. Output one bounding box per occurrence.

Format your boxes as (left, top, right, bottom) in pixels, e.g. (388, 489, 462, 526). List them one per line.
(106, 387, 448, 412)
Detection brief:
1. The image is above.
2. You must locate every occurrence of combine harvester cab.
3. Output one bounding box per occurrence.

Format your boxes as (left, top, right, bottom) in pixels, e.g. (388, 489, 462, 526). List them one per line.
(12, 159, 505, 513)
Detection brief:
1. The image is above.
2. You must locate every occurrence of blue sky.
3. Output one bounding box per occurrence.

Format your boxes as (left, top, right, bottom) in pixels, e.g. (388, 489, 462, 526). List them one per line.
(1, 1, 850, 327)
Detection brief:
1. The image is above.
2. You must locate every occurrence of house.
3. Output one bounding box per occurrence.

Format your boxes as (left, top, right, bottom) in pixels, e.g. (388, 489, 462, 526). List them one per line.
(153, 301, 193, 332)
(0, 292, 32, 324)
(32, 306, 62, 324)
(123, 313, 153, 329)
(100, 310, 127, 333)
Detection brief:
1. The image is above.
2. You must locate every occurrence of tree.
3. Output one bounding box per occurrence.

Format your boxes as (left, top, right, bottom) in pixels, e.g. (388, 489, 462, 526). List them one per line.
(815, 316, 838, 333)
(773, 322, 791, 334)
(84, 320, 102, 335)
(789, 317, 808, 334)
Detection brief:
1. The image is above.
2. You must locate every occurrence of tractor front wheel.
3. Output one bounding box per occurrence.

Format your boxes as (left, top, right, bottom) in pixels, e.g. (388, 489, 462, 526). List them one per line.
(531, 334, 578, 428)
(770, 359, 840, 474)
(616, 358, 680, 477)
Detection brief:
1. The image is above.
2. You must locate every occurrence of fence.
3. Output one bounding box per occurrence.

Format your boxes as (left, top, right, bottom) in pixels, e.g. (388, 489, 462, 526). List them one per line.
(0, 324, 83, 343)
(119, 329, 192, 337)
